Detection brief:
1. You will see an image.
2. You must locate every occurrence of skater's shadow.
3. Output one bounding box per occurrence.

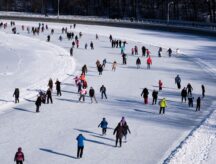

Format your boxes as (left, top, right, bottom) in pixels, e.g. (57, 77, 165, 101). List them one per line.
(13, 107, 35, 113)
(74, 128, 101, 136)
(56, 98, 78, 103)
(61, 83, 75, 86)
(61, 90, 79, 94)
(24, 98, 35, 103)
(134, 109, 156, 115)
(85, 139, 115, 147)
(39, 148, 77, 159)
(90, 134, 115, 142)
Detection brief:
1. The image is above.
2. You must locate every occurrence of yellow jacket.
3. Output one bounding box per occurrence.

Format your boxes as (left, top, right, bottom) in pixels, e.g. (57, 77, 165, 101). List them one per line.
(160, 99, 167, 108)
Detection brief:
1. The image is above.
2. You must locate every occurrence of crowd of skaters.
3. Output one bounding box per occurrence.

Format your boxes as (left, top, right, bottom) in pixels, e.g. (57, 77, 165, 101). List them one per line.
(0, 20, 208, 161)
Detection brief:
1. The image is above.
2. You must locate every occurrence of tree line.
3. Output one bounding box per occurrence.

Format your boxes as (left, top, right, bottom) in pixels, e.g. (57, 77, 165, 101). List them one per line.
(0, 0, 215, 23)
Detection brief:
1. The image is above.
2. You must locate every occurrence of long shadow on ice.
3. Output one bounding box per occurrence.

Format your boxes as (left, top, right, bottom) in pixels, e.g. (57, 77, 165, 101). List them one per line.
(74, 128, 101, 136)
(13, 107, 35, 113)
(85, 139, 115, 147)
(90, 134, 115, 142)
(56, 98, 78, 103)
(39, 148, 76, 159)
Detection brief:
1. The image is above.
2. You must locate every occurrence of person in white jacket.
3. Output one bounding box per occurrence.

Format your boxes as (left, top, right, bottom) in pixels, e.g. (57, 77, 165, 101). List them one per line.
(79, 88, 87, 102)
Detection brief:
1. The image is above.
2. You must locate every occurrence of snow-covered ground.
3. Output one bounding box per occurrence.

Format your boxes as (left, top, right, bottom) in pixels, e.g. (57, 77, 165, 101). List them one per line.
(0, 19, 215, 164)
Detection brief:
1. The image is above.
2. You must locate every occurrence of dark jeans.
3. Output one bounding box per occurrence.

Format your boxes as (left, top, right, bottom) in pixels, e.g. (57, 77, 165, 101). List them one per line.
(77, 146, 84, 158)
(115, 136, 122, 147)
(16, 161, 23, 164)
(102, 128, 107, 135)
(182, 96, 186, 102)
(177, 83, 181, 89)
(101, 92, 107, 99)
(15, 97, 19, 103)
(196, 105, 200, 111)
(152, 98, 157, 105)
(159, 107, 165, 114)
(36, 105, 40, 112)
(79, 95, 85, 102)
(57, 89, 61, 96)
(47, 96, 53, 104)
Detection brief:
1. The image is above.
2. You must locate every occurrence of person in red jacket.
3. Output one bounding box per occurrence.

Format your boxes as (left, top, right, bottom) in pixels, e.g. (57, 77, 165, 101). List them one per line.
(14, 147, 24, 164)
(147, 56, 152, 69)
(159, 80, 163, 91)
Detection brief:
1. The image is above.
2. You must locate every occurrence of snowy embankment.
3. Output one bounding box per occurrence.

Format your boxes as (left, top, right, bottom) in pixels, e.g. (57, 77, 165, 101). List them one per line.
(0, 20, 215, 164)
(0, 31, 75, 112)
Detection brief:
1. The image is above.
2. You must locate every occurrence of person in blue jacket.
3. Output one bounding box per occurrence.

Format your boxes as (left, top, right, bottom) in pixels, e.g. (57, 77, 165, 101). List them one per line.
(98, 118, 108, 135)
(76, 134, 86, 159)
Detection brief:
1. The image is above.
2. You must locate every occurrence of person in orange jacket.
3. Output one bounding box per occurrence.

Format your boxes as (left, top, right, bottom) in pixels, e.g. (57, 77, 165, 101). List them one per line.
(147, 56, 152, 69)
(80, 73, 86, 82)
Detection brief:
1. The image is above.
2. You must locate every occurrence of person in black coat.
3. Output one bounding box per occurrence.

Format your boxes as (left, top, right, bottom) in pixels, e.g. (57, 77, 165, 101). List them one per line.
(122, 123, 131, 141)
(70, 47, 73, 56)
(187, 83, 193, 95)
(100, 85, 107, 99)
(89, 87, 97, 103)
(13, 88, 20, 103)
(55, 79, 61, 96)
(142, 46, 146, 56)
(46, 88, 53, 104)
(196, 97, 201, 111)
(201, 85, 205, 98)
(98, 64, 103, 75)
(35, 96, 42, 113)
(152, 90, 158, 105)
(181, 87, 187, 102)
(113, 123, 124, 147)
(141, 88, 149, 104)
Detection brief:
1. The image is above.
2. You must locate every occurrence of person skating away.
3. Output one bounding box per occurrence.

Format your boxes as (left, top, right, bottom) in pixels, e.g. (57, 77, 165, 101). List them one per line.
(46, 88, 53, 104)
(13, 88, 20, 103)
(85, 43, 88, 49)
(131, 48, 134, 55)
(98, 118, 108, 135)
(152, 90, 158, 105)
(122, 53, 127, 65)
(102, 58, 107, 68)
(82, 65, 88, 75)
(76, 134, 86, 159)
(70, 47, 73, 56)
(35, 95, 42, 113)
(90, 41, 94, 49)
(175, 75, 181, 89)
(134, 46, 138, 55)
(112, 61, 117, 71)
(48, 78, 53, 90)
(146, 49, 150, 57)
(113, 123, 124, 147)
(98, 64, 103, 75)
(167, 48, 172, 57)
(96, 34, 99, 40)
(14, 147, 24, 164)
(201, 84, 205, 98)
(89, 87, 97, 103)
(141, 88, 149, 104)
(79, 88, 87, 102)
(136, 57, 141, 69)
(77, 80, 82, 93)
(188, 94, 194, 107)
(196, 97, 201, 111)
(142, 46, 146, 57)
(159, 80, 163, 91)
(159, 98, 167, 114)
(187, 83, 193, 95)
(55, 79, 61, 96)
(100, 85, 107, 99)
(158, 47, 162, 57)
(147, 56, 152, 69)
(181, 87, 187, 103)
